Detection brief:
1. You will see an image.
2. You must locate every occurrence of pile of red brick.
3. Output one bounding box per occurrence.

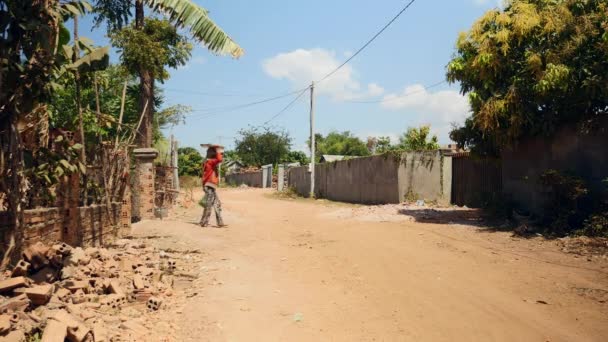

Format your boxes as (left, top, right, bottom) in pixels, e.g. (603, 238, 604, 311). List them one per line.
(0, 240, 178, 341)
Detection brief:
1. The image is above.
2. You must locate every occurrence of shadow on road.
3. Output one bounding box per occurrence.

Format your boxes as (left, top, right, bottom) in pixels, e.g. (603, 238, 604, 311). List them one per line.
(397, 207, 512, 231)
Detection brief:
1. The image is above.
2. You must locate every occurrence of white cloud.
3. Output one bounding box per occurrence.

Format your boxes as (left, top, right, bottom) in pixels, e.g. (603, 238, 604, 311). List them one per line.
(367, 83, 384, 97)
(263, 48, 381, 101)
(380, 84, 471, 143)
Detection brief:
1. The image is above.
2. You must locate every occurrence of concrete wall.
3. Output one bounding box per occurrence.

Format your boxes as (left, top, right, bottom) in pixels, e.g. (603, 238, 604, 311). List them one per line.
(398, 151, 451, 205)
(502, 121, 608, 215)
(226, 171, 263, 188)
(323, 155, 401, 204)
(286, 166, 311, 196)
(287, 153, 451, 204)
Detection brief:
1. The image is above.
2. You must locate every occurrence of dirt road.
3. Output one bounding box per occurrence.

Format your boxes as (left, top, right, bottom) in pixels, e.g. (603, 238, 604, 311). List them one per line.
(133, 188, 608, 342)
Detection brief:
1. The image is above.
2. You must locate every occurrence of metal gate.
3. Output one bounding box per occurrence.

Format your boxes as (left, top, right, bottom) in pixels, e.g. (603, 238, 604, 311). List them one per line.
(451, 153, 502, 207)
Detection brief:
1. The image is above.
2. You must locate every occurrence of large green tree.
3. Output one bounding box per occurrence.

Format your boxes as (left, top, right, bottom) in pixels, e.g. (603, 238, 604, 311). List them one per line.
(447, 0, 608, 154)
(234, 127, 292, 167)
(93, 0, 243, 147)
(312, 131, 370, 161)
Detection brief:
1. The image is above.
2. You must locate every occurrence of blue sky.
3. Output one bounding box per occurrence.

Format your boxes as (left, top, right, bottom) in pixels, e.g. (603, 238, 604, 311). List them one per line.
(77, 0, 501, 151)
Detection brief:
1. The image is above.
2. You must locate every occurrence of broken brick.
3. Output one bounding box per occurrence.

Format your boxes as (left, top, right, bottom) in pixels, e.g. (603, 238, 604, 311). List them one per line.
(0, 314, 11, 334)
(63, 280, 90, 293)
(108, 281, 124, 296)
(132, 275, 145, 290)
(41, 319, 68, 342)
(11, 260, 30, 278)
(93, 323, 108, 342)
(0, 277, 28, 293)
(146, 297, 162, 311)
(0, 294, 30, 313)
(49, 309, 92, 342)
(23, 242, 51, 271)
(53, 288, 71, 303)
(31, 266, 59, 284)
(71, 289, 87, 305)
(13, 284, 53, 305)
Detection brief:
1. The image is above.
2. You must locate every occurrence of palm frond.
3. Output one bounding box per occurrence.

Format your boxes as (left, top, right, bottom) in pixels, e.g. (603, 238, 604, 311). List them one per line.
(144, 0, 243, 58)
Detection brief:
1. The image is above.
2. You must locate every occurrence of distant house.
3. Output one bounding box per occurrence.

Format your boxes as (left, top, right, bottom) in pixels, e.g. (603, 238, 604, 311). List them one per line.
(439, 144, 465, 154)
(319, 155, 346, 163)
(225, 160, 244, 174)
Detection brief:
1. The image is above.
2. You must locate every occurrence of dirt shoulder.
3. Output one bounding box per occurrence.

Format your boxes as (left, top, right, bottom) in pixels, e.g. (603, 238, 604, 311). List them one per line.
(134, 188, 608, 341)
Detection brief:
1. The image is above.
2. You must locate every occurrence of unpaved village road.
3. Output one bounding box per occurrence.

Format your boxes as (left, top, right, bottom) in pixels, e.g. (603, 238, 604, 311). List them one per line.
(132, 188, 608, 342)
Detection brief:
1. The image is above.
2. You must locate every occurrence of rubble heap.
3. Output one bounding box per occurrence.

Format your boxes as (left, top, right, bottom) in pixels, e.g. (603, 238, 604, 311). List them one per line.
(0, 239, 185, 341)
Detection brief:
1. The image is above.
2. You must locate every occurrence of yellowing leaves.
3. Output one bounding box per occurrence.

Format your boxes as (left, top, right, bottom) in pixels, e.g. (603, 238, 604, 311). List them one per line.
(511, 2, 541, 37)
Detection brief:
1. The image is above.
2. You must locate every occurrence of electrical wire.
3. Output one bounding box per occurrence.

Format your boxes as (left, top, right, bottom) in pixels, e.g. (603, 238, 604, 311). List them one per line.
(163, 88, 268, 98)
(263, 87, 310, 125)
(185, 87, 310, 120)
(317, 0, 418, 84)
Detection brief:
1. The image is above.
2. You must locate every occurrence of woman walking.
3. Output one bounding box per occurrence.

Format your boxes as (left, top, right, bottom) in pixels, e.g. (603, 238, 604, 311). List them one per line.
(200, 145, 226, 227)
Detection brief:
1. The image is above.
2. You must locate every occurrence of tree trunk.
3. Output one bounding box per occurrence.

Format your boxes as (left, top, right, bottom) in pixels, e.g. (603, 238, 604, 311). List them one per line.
(135, 0, 144, 28)
(135, 0, 154, 148)
(137, 70, 154, 147)
(73, 15, 87, 205)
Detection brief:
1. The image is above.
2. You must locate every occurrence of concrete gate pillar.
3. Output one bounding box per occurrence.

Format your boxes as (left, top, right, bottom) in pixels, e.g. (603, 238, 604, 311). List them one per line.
(132, 148, 158, 222)
(262, 164, 272, 188)
(277, 164, 285, 192)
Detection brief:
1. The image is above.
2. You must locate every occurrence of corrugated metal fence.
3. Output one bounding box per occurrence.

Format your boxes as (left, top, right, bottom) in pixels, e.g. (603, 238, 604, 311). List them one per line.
(451, 153, 502, 207)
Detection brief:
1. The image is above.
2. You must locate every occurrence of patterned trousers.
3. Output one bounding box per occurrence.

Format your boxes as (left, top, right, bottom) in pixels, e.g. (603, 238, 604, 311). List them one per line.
(200, 186, 224, 226)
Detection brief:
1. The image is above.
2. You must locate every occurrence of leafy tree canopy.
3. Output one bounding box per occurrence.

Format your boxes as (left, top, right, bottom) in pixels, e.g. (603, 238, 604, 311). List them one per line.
(366, 136, 395, 154)
(398, 125, 440, 151)
(110, 18, 192, 81)
(92, 0, 132, 33)
(376, 136, 394, 154)
(234, 126, 292, 167)
(284, 151, 310, 165)
(49, 64, 191, 144)
(313, 131, 370, 161)
(177, 147, 203, 177)
(447, 0, 608, 153)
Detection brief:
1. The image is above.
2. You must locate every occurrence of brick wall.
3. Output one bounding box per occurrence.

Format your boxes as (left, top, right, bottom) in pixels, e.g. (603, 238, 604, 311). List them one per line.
(0, 202, 123, 251)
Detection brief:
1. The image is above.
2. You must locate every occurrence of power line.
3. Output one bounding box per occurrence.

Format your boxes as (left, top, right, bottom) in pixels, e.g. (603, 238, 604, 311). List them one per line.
(263, 87, 310, 125)
(344, 80, 447, 104)
(163, 88, 268, 98)
(185, 87, 309, 120)
(317, 0, 418, 84)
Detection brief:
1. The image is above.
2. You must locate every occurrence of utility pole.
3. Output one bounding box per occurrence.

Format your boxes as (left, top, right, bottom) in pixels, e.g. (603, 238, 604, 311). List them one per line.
(309, 82, 315, 198)
(171, 135, 179, 192)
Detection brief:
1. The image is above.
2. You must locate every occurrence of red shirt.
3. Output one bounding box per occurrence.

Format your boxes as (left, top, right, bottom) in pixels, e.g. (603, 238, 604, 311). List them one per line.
(202, 152, 223, 187)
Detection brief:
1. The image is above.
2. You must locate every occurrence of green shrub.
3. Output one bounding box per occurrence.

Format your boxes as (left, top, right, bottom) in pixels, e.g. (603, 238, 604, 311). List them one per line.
(481, 192, 513, 220)
(539, 170, 607, 237)
(577, 212, 608, 237)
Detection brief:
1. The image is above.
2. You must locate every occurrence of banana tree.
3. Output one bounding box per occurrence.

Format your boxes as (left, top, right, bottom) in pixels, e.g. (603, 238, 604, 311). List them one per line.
(94, 0, 243, 147)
